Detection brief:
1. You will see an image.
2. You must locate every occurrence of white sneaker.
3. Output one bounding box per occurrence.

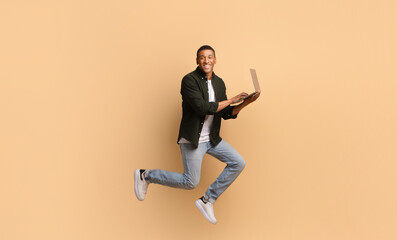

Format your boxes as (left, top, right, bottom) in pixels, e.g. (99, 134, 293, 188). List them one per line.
(195, 197, 217, 224)
(134, 169, 149, 201)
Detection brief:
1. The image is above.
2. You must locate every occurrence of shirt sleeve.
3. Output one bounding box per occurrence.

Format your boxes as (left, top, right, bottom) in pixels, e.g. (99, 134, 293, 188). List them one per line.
(219, 79, 238, 120)
(221, 105, 238, 120)
(181, 76, 219, 116)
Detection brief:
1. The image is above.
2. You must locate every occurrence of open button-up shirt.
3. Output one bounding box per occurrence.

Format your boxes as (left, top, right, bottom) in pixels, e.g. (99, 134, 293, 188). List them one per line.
(177, 67, 238, 148)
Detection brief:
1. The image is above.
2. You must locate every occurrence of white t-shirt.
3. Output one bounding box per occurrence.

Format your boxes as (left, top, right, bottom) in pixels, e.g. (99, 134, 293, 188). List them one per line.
(179, 79, 215, 144)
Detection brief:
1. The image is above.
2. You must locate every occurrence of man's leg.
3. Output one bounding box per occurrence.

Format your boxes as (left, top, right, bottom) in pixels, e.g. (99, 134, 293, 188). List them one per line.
(204, 140, 246, 203)
(144, 142, 207, 190)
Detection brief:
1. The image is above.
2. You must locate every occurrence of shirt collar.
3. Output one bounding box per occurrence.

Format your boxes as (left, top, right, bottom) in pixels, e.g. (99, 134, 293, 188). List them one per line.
(195, 66, 216, 80)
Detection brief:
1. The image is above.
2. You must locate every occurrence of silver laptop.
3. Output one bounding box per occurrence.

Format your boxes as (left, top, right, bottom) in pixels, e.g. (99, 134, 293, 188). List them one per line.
(243, 68, 261, 99)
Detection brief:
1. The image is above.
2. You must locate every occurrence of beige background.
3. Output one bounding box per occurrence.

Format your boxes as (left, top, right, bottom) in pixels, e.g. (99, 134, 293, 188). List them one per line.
(1, 0, 396, 239)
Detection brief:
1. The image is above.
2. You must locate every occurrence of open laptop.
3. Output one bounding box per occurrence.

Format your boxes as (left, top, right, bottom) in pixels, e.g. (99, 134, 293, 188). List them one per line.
(243, 68, 261, 99)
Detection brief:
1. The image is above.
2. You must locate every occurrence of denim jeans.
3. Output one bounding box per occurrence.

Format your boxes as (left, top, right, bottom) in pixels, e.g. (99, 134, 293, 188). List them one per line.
(145, 140, 245, 203)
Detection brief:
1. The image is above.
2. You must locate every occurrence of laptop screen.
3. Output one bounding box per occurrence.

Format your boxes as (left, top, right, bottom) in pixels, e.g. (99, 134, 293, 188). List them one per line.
(250, 68, 260, 92)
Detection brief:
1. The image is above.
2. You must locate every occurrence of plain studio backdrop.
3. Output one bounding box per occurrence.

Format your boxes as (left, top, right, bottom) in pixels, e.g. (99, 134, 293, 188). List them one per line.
(0, 0, 396, 239)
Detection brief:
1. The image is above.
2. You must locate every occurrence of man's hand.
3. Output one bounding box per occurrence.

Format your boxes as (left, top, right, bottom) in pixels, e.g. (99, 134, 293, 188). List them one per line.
(231, 90, 261, 116)
(243, 90, 261, 104)
(230, 92, 249, 104)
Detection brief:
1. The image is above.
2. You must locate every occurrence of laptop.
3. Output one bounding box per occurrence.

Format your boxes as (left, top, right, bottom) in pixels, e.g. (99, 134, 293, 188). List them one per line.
(243, 68, 261, 99)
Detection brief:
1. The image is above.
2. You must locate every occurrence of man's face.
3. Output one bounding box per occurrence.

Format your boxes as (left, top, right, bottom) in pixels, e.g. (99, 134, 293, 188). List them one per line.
(196, 49, 216, 76)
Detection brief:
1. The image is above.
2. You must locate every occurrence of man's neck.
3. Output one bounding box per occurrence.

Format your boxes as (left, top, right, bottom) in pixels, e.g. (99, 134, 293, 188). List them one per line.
(206, 72, 213, 80)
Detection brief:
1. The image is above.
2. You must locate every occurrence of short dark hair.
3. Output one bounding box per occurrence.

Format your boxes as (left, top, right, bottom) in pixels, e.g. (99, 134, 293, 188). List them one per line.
(196, 45, 216, 58)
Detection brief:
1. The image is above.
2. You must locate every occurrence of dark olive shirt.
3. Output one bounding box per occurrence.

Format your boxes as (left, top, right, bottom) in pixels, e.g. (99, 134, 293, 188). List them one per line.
(177, 67, 238, 148)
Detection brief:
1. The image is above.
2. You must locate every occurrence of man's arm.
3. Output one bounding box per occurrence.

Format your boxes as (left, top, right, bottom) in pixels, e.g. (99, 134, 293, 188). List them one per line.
(231, 90, 261, 116)
(182, 76, 249, 115)
(216, 92, 249, 112)
(181, 77, 219, 115)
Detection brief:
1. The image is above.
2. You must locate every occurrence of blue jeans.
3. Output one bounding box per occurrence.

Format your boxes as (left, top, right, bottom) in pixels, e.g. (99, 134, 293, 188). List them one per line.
(145, 140, 245, 203)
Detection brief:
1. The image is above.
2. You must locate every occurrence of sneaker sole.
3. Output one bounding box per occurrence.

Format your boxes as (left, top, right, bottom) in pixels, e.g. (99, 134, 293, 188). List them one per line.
(134, 169, 144, 201)
(195, 200, 216, 224)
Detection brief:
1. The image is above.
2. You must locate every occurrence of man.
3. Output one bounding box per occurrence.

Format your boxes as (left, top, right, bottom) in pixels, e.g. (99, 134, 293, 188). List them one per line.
(134, 45, 260, 224)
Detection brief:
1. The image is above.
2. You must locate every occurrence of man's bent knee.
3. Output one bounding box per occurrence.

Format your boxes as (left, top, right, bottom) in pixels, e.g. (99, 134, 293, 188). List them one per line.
(184, 179, 199, 190)
(236, 159, 246, 172)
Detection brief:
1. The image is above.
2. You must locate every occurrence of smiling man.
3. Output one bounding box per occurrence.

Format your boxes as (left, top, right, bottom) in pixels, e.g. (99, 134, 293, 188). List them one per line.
(134, 45, 260, 224)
